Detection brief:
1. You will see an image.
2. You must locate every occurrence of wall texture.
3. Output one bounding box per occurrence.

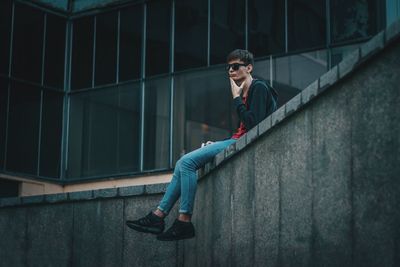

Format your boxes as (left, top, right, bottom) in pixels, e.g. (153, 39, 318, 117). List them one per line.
(0, 23, 399, 267)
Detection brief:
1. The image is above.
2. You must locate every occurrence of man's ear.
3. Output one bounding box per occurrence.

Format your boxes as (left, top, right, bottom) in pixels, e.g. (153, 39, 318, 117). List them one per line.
(247, 64, 253, 73)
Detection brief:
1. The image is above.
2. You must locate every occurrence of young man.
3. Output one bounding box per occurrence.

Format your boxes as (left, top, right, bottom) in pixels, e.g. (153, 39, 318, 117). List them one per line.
(126, 49, 278, 241)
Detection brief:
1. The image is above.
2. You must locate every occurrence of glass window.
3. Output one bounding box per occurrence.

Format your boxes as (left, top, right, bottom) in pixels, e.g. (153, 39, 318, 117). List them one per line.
(39, 90, 63, 178)
(288, 0, 326, 51)
(71, 17, 94, 90)
(0, 78, 8, 169)
(6, 81, 41, 175)
(0, 0, 12, 75)
(143, 77, 171, 170)
(210, 0, 245, 65)
(44, 14, 66, 89)
(175, 0, 208, 71)
(248, 0, 285, 57)
(12, 3, 44, 83)
(331, 0, 379, 44)
(253, 58, 271, 85)
(173, 68, 236, 163)
(146, 0, 171, 76)
(274, 50, 327, 106)
(119, 5, 143, 81)
(95, 11, 118, 86)
(67, 83, 141, 179)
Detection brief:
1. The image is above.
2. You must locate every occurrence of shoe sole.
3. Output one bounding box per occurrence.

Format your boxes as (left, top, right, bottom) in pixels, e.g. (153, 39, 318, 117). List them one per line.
(157, 233, 195, 241)
(126, 223, 164, 235)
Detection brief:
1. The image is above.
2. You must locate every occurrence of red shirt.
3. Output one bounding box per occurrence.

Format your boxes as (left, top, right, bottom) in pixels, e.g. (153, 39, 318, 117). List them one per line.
(232, 95, 248, 139)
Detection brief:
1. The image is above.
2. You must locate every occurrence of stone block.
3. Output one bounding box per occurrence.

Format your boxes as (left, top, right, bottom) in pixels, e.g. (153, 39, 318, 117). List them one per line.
(258, 115, 272, 136)
(0, 197, 21, 207)
(68, 190, 93, 201)
(285, 93, 302, 116)
(72, 199, 123, 267)
(301, 80, 318, 105)
(246, 125, 258, 144)
(235, 135, 247, 151)
(361, 31, 384, 59)
(319, 65, 338, 92)
(45, 193, 68, 203)
(93, 188, 118, 199)
(145, 183, 168, 194)
(0, 208, 27, 267)
(224, 142, 237, 159)
(271, 105, 285, 126)
(385, 19, 400, 44)
(118, 185, 144, 197)
(214, 150, 225, 167)
(338, 48, 360, 79)
(21, 195, 45, 205)
(27, 204, 74, 266)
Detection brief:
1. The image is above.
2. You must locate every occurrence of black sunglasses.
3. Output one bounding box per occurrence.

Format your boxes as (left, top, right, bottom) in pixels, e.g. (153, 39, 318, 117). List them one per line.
(226, 63, 249, 71)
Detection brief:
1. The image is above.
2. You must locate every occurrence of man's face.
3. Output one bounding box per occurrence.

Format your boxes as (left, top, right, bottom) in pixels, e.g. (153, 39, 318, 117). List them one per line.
(227, 59, 252, 83)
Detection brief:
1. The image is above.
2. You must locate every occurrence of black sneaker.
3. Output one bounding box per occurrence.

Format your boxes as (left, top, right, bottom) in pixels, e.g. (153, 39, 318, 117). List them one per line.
(126, 212, 165, 234)
(156, 219, 195, 241)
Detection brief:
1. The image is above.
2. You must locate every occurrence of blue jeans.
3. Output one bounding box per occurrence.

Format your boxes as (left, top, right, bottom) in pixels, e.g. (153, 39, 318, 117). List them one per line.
(157, 138, 236, 215)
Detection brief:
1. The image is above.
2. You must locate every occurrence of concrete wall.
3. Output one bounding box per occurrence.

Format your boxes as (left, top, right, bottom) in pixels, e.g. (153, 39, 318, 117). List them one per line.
(0, 24, 399, 267)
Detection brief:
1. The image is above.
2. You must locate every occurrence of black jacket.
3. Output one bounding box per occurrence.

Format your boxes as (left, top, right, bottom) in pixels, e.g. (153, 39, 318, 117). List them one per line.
(233, 79, 278, 131)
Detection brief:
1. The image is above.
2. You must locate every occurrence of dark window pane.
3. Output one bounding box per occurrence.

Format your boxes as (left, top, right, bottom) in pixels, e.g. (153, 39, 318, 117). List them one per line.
(12, 3, 44, 83)
(331, 0, 379, 43)
(143, 77, 170, 170)
(175, 0, 208, 71)
(248, 0, 285, 57)
(71, 17, 94, 90)
(288, 0, 326, 51)
(274, 50, 327, 106)
(95, 11, 118, 86)
(67, 84, 141, 179)
(146, 0, 171, 76)
(120, 5, 143, 81)
(173, 69, 235, 163)
(39, 90, 63, 178)
(0, 0, 12, 75)
(44, 14, 66, 89)
(6, 82, 40, 175)
(0, 78, 8, 169)
(210, 0, 245, 65)
(0, 178, 19, 197)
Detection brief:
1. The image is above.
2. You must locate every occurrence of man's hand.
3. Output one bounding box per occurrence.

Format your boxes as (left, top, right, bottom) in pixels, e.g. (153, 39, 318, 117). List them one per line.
(230, 78, 245, 99)
(201, 141, 214, 148)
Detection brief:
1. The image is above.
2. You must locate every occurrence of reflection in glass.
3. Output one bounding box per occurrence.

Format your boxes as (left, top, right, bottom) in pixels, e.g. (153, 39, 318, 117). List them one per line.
(210, 0, 245, 65)
(67, 83, 141, 179)
(12, 3, 44, 83)
(143, 78, 171, 170)
(253, 58, 271, 85)
(6, 82, 41, 175)
(288, 0, 326, 51)
(71, 17, 94, 90)
(0, 0, 12, 75)
(331, 0, 379, 43)
(274, 50, 327, 105)
(39, 90, 63, 178)
(120, 5, 143, 81)
(331, 44, 361, 68)
(0, 78, 8, 169)
(146, 0, 171, 76)
(173, 68, 236, 163)
(175, 0, 208, 71)
(44, 14, 66, 89)
(248, 0, 285, 57)
(95, 11, 118, 86)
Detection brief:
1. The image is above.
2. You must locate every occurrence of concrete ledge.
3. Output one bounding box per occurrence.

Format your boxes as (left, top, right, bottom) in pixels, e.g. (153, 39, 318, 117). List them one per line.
(144, 183, 168, 194)
(339, 48, 360, 79)
(21, 195, 45, 205)
(246, 126, 259, 145)
(118, 185, 145, 197)
(0, 197, 21, 207)
(69, 190, 94, 201)
(45, 193, 69, 203)
(301, 80, 319, 105)
(285, 93, 302, 116)
(271, 105, 286, 126)
(259, 116, 272, 136)
(93, 188, 118, 198)
(361, 31, 385, 59)
(319, 65, 338, 92)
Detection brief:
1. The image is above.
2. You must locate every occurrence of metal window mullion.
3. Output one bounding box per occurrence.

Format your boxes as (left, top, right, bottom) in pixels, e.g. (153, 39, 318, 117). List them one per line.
(270, 55, 273, 87)
(92, 16, 96, 88)
(4, 2, 15, 169)
(116, 11, 121, 84)
(207, 0, 210, 66)
(285, 0, 288, 53)
(245, 0, 248, 50)
(139, 3, 147, 171)
(169, 0, 175, 168)
(61, 19, 73, 180)
(326, 0, 332, 69)
(37, 13, 47, 176)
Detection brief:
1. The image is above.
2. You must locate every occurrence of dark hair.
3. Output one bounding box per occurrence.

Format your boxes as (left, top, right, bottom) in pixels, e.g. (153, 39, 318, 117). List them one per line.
(226, 49, 254, 66)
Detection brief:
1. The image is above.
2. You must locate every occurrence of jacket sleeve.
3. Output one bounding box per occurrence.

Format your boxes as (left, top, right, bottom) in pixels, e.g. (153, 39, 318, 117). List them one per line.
(233, 84, 268, 130)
